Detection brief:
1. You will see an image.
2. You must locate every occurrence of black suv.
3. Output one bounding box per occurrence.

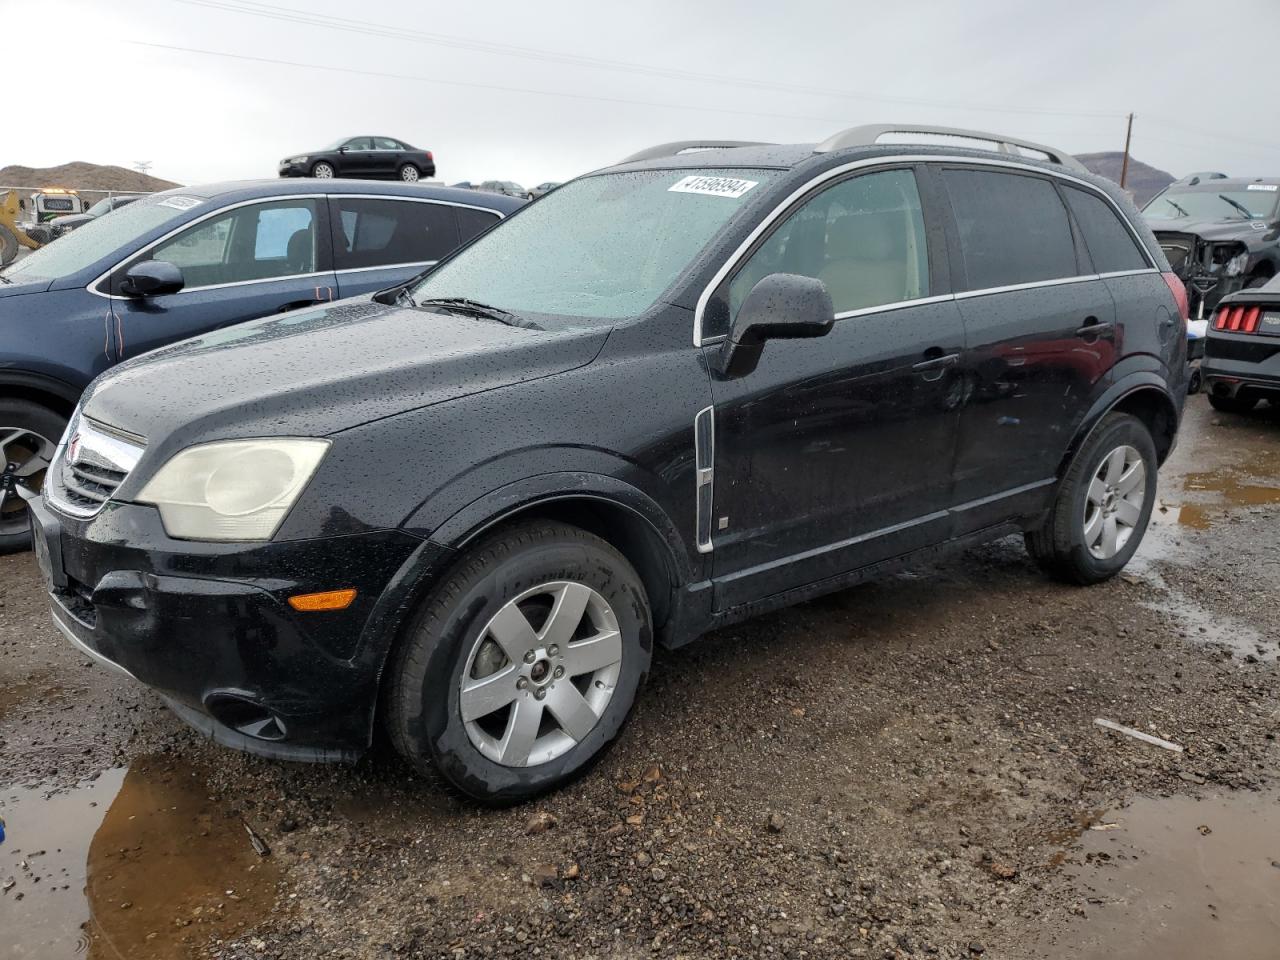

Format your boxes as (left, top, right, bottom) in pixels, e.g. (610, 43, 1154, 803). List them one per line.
(1143, 174, 1280, 316)
(25, 125, 1187, 802)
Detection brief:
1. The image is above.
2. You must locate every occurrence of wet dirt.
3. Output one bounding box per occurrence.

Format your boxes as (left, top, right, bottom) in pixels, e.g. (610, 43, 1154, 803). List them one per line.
(1042, 791, 1280, 960)
(0, 757, 279, 960)
(1, 397, 1278, 960)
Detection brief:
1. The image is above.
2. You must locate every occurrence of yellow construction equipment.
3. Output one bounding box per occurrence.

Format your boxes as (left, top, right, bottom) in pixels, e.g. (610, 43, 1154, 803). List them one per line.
(0, 189, 44, 267)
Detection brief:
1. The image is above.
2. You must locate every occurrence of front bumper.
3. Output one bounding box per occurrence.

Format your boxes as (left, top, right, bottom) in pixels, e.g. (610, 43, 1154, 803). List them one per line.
(277, 161, 308, 178)
(29, 494, 427, 761)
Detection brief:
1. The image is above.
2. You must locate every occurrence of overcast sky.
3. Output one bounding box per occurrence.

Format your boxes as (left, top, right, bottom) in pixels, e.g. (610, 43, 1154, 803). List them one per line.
(10, 0, 1280, 188)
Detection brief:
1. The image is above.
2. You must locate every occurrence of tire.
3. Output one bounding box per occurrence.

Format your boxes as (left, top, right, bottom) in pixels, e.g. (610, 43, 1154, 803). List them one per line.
(386, 520, 652, 804)
(311, 161, 335, 179)
(1025, 412, 1157, 585)
(1187, 367, 1202, 396)
(0, 224, 18, 267)
(398, 164, 420, 182)
(1208, 393, 1257, 414)
(0, 400, 67, 554)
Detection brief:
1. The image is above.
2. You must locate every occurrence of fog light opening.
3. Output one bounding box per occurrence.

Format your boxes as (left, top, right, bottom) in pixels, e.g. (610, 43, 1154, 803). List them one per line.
(206, 695, 288, 742)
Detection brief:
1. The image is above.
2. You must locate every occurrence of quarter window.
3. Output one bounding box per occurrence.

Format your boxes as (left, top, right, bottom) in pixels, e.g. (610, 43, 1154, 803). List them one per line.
(456, 207, 500, 243)
(727, 169, 929, 322)
(148, 199, 318, 289)
(942, 170, 1078, 290)
(329, 198, 460, 270)
(1062, 186, 1149, 273)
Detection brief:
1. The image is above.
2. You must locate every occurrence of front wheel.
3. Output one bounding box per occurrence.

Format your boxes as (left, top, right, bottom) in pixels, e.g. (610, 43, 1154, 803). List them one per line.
(398, 164, 420, 182)
(311, 161, 335, 179)
(0, 400, 67, 554)
(1025, 412, 1157, 585)
(385, 520, 652, 803)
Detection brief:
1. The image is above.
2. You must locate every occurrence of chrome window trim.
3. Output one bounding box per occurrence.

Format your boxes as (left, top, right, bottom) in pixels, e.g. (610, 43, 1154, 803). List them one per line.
(335, 260, 437, 276)
(832, 292, 958, 322)
(1097, 268, 1160, 280)
(953, 274, 1097, 300)
(87, 194, 505, 301)
(693, 154, 1160, 347)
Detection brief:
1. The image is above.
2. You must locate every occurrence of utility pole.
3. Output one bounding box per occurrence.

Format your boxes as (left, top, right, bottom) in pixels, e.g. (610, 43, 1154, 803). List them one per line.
(1119, 113, 1134, 190)
(133, 160, 153, 176)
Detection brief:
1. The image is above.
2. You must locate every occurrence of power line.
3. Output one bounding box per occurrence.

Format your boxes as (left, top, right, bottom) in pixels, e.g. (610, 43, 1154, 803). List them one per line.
(168, 0, 1125, 122)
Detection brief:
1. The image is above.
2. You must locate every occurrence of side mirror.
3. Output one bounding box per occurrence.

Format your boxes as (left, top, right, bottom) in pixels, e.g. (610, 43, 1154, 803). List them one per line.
(339, 146, 349, 153)
(718, 273, 834, 378)
(120, 260, 184, 298)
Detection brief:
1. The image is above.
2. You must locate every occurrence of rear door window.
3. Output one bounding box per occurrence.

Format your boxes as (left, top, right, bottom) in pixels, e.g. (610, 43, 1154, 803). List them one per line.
(1062, 186, 1149, 273)
(330, 197, 460, 270)
(942, 169, 1078, 290)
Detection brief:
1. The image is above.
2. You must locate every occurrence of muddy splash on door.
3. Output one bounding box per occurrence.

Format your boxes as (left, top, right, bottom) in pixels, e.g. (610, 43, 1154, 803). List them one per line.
(0, 756, 279, 958)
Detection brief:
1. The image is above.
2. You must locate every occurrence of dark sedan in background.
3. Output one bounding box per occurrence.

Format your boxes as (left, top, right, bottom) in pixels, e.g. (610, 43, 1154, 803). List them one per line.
(279, 136, 437, 182)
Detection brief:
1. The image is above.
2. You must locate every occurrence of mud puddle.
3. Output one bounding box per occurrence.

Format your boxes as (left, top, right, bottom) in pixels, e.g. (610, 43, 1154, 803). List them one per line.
(0, 670, 68, 723)
(1045, 791, 1280, 959)
(1, 757, 280, 959)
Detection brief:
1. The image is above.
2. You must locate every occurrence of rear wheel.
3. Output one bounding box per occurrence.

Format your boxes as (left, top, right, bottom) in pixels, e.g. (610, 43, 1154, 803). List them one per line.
(386, 520, 652, 803)
(0, 401, 66, 554)
(398, 164, 420, 182)
(1025, 412, 1157, 585)
(311, 161, 335, 179)
(1208, 393, 1258, 414)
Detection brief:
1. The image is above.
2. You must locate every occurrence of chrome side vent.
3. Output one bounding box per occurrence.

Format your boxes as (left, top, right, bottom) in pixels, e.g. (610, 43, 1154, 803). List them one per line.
(694, 406, 715, 554)
(46, 415, 145, 519)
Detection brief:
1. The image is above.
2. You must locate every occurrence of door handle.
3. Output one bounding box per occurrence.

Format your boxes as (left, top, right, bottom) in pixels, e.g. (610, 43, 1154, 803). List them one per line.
(1075, 318, 1115, 339)
(912, 351, 959, 381)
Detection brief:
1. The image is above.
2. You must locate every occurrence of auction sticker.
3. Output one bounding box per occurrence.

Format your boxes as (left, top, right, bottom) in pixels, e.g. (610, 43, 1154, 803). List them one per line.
(158, 196, 204, 211)
(669, 175, 758, 199)
(1246, 184, 1278, 192)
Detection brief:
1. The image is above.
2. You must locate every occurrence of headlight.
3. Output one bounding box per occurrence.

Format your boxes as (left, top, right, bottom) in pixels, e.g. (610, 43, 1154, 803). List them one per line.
(136, 438, 329, 541)
(285, 156, 308, 165)
(1225, 252, 1249, 277)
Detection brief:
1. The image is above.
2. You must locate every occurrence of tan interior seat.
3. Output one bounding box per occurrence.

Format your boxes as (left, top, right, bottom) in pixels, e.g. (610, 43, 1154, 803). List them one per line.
(817, 211, 911, 312)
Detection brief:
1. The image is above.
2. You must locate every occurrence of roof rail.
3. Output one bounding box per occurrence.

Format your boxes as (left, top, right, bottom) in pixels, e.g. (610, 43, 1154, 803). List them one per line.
(813, 123, 1088, 173)
(619, 140, 774, 164)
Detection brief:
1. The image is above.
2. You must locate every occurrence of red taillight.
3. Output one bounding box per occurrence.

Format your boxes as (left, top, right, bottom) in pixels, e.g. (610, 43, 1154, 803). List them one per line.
(425, 151, 434, 162)
(1161, 272, 1189, 325)
(1227, 306, 1244, 331)
(1213, 307, 1229, 330)
(1243, 306, 1261, 333)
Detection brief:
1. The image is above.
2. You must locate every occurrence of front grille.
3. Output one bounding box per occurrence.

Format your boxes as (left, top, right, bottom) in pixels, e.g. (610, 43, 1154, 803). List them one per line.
(45, 415, 145, 519)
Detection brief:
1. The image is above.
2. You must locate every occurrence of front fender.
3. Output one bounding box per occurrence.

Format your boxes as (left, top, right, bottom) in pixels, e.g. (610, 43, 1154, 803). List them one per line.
(409, 469, 694, 587)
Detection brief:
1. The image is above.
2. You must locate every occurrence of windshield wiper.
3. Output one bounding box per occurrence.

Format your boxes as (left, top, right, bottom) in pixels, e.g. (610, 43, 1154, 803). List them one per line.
(1218, 194, 1253, 220)
(1166, 199, 1190, 218)
(416, 297, 542, 330)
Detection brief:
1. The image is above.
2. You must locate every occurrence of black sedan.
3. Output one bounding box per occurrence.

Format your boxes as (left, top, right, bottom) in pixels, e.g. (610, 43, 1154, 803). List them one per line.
(279, 136, 436, 182)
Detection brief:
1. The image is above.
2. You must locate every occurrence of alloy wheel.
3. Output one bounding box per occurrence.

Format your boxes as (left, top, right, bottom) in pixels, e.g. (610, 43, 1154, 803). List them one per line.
(400, 165, 419, 182)
(460, 581, 623, 767)
(1083, 444, 1146, 560)
(312, 163, 335, 179)
(0, 427, 56, 536)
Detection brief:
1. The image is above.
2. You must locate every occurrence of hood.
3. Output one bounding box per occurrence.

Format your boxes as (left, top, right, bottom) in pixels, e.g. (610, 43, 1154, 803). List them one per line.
(1147, 217, 1267, 243)
(0, 276, 54, 298)
(83, 298, 610, 452)
(49, 214, 92, 227)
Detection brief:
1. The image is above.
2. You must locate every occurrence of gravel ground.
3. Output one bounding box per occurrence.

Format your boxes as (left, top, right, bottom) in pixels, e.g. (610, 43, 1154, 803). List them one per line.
(1, 395, 1277, 960)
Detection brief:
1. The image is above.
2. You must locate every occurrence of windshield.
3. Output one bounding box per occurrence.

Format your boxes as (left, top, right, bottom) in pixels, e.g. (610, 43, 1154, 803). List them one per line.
(409, 168, 775, 322)
(1144, 187, 1279, 221)
(1, 194, 194, 282)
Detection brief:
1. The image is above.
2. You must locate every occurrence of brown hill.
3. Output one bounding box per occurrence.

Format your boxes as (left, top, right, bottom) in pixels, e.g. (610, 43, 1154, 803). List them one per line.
(0, 162, 180, 195)
(1076, 152, 1174, 206)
